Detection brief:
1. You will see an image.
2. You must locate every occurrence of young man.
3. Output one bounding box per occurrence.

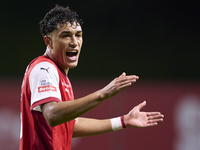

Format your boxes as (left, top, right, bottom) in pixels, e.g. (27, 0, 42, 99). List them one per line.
(19, 5, 164, 150)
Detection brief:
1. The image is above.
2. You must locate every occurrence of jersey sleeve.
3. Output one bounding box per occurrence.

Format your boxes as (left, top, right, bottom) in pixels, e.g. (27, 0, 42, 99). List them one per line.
(29, 62, 62, 111)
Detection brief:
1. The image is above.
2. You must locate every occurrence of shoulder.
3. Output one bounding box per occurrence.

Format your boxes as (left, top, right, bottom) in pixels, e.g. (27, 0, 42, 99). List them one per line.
(29, 55, 56, 69)
(28, 56, 60, 83)
(27, 56, 58, 75)
(30, 62, 59, 80)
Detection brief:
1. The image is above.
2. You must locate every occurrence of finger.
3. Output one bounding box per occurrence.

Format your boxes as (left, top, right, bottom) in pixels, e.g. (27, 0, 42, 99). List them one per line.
(125, 75, 139, 81)
(116, 75, 139, 86)
(146, 112, 162, 116)
(116, 76, 138, 89)
(137, 101, 146, 110)
(147, 115, 164, 124)
(148, 115, 164, 120)
(147, 118, 164, 125)
(146, 122, 158, 127)
(146, 112, 164, 118)
(116, 81, 134, 91)
(119, 72, 126, 78)
(146, 118, 164, 126)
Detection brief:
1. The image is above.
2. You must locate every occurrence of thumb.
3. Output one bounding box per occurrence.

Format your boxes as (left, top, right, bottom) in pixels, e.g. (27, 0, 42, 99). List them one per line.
(119, 72, 126, 78)
(137, 101, 146, 110)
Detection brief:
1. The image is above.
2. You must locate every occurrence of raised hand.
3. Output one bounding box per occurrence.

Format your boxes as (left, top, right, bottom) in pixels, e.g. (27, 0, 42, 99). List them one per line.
(124, 101, 164, 128)
(100, 72, 139, 100)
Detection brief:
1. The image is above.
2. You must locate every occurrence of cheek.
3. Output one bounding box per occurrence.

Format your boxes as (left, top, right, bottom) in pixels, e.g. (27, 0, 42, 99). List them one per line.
(53, 43, 65, 54)
(79, 39, 83, 45)
(78, 42, 83, 49)
(53, 39, 66, 47)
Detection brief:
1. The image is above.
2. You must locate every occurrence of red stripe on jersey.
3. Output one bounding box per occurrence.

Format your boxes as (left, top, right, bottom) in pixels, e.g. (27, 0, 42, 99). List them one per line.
(31, 97, 61, 110)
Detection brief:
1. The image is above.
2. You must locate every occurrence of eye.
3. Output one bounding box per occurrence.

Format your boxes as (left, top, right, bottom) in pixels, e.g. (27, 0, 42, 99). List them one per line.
(76, 34, 81, 37)
(63, 34, 70, 38)
(76, 33, 82, 38)
(76, 31, 83, 37)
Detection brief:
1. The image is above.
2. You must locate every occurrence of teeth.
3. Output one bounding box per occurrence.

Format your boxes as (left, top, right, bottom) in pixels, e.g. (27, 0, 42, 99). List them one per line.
(67, 51, 77, 53)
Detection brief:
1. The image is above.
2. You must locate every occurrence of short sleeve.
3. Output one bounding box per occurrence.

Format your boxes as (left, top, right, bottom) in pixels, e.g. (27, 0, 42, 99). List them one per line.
(29, 62, 62, 111)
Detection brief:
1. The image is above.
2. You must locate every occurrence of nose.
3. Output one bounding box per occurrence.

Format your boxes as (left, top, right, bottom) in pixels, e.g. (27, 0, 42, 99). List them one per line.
(69, 35, 78, 47)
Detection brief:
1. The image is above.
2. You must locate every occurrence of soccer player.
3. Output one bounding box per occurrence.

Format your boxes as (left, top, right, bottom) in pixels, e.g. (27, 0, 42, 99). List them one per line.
(19, 5, 164, 150)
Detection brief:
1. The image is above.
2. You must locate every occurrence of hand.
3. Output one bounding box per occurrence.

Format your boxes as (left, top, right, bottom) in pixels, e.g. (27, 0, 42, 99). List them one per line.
(100, 72, 139, 100)
(124, 101, 164, 128)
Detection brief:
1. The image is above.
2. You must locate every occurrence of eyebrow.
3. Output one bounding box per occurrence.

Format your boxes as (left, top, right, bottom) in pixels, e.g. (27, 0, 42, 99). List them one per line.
(60, 30, 83, 34)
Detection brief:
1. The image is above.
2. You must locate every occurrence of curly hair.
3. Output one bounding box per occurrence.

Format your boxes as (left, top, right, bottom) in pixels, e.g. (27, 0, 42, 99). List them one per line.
(39, 5, 83, 37)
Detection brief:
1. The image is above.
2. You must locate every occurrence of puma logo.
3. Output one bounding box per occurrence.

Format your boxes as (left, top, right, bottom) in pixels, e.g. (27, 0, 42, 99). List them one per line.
(40, 67, 50, 73)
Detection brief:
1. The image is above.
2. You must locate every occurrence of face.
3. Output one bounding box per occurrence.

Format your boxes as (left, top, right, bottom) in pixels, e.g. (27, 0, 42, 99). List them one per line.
(45, 22, 83, 73)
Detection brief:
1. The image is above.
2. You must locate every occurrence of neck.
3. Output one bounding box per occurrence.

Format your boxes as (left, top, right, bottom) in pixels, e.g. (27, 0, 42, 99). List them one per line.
(44, 47, 69, 75)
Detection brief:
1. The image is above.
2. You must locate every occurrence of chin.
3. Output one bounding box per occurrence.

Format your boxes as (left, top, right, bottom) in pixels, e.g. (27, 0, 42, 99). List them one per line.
(69, 66, 77, 69)
(68, 63, 78, 69)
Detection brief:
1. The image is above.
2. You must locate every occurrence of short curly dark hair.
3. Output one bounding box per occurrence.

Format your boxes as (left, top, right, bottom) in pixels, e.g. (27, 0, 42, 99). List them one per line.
(39, 5, 83, 37)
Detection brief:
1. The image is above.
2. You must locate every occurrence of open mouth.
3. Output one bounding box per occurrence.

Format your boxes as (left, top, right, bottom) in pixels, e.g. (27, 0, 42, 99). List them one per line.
(66, 51, 78, 57)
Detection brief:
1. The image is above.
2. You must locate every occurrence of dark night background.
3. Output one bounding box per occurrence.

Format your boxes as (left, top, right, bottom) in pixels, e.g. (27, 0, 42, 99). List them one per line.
(1, 0, 200, 81)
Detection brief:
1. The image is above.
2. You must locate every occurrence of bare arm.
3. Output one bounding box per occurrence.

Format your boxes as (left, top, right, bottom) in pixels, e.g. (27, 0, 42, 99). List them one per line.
(73, 117, 112, 137)
(40, 73, 139, 127)
(72, 101, 164, 137)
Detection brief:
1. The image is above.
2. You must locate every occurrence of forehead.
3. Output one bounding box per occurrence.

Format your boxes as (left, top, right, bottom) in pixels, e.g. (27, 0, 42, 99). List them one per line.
(57, 22, 82, 33)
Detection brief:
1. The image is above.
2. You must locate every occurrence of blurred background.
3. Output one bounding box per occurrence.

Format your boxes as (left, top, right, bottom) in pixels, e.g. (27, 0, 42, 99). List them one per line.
(0, 0, 200, 149)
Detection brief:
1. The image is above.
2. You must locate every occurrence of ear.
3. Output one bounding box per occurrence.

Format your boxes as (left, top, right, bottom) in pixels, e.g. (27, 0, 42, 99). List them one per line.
(44, 36, 53, 48)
